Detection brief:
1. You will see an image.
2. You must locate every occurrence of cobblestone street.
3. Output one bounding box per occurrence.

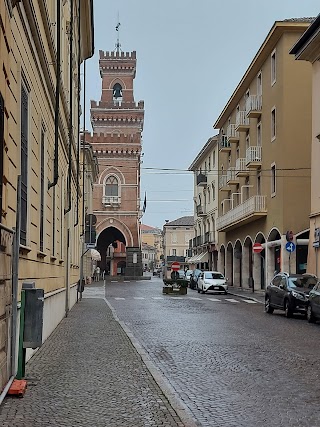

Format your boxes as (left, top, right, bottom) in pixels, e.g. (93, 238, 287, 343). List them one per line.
(0, 286, 186, 427)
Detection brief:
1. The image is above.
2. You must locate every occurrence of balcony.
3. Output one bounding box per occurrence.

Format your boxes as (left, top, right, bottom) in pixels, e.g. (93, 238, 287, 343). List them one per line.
(227, 167, 238, 185)
(196, 204, 206, 217)
(204, 231, 215, 244)
(197, 173, 207, 187)
(226, 124, 240, 142)
(216, 195, 267, 232)
(235, 111, 250, 132)
(246, 146, 262, 168)
(219, 135, 231, 152)
(193, 235, 203, 247)
(219, 174, 230, 191)
(235, 158, 249, 177)
(102, 195, 121, 206)
(246, 95, 262, 118)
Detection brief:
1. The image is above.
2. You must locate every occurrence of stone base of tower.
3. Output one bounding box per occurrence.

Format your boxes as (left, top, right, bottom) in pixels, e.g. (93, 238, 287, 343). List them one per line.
(125, 247, 143, 277)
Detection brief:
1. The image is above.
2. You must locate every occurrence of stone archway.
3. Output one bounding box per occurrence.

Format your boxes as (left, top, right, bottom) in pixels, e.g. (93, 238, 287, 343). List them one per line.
(96, 226, 127, 274)
(234, 240, 242, 288)
(253, 233, 266, 290)
(219, 246, 226, 276)
(226, 243, 233, 286)
(243, 237, 253, 290)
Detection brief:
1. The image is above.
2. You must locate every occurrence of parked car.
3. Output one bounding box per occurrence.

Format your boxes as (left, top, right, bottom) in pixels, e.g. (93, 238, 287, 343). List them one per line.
(307, 282, 320, 322)
(185, 270, 193, 282)
(189, 269, 202, 289)
(177, 270, 186, 279)
(265, 272, 317, 317)
(197, 271, 228, 294)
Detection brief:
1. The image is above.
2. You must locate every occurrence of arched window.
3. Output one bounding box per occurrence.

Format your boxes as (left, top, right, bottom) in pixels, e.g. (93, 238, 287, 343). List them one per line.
(105, 176, 118, 197)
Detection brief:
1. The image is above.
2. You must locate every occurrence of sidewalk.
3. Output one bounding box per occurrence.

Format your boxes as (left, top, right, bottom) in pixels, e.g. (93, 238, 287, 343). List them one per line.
(0, 297, 188, 427)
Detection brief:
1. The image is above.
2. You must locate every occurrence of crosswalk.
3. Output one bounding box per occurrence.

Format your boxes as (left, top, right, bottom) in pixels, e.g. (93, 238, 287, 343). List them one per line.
(112, 296, 258, 304)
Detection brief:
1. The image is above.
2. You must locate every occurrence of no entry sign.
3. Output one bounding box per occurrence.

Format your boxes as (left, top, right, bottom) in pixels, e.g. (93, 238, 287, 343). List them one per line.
(253, 243, 263, 253)
(171, 262, 180, 271)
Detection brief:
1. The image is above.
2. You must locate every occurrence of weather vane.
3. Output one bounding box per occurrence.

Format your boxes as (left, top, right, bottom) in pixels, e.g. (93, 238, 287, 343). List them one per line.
(115, 12, 122, 53)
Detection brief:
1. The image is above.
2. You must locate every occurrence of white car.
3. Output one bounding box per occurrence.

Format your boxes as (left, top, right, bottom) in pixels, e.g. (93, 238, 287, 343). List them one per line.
(185, 270, 193, 281)
(197, 271, 228, 294)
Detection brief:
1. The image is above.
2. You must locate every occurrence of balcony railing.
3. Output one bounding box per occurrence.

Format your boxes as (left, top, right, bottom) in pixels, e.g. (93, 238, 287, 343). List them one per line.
(246, 95, 262, 117)
(235, 111, 250, 130)
(235, 158, 249, 176)
(219, 135, 231, 150)
(227, 167, 237, 183)
(195, 235, 203, 246)
(102, 195, 121, 206)
(219, 174, 228, 189)
(196, 173, 207, 186)
(196, 204, 206, 216)
(246, 146, 262, 165)
(204, 231, 215, 244)
(217, 195, 267, 231)
(226, 124, 240, 141)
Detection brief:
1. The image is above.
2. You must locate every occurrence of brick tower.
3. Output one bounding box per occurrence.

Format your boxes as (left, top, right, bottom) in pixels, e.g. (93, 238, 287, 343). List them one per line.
(87, 50, 144, 277)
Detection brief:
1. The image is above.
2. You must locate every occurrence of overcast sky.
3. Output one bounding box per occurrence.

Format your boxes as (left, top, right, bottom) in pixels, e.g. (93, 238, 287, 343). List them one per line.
(84, 0, 319, 229)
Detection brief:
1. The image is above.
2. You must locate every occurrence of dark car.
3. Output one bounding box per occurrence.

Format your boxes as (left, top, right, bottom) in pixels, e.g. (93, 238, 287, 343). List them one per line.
(189, 269, 202, 289)
(265, 273, 317, 317)
(307, 282, 320, 323)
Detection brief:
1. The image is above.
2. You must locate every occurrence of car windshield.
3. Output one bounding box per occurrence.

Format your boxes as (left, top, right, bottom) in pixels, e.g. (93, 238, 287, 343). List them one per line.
(204, 272, 224, 280)
(186, 270, 193, 275)
(288, 276, 317, 289)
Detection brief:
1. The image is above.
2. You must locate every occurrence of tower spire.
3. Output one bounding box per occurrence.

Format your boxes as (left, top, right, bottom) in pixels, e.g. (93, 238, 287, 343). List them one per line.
(115, 12, 122, 53)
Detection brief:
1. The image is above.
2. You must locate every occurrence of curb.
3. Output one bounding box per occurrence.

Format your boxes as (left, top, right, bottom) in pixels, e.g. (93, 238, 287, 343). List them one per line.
(103, 297, 200, 427)
(228, 291, 264, 304)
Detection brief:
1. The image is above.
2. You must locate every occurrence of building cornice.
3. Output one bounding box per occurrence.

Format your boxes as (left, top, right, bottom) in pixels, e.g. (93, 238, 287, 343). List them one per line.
(188, 136, 218, 171)
(290, 14, 320, 62)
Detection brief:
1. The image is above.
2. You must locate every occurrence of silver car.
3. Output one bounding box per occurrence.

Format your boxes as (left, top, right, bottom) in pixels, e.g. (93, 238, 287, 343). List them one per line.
(197, 271, 228, 294)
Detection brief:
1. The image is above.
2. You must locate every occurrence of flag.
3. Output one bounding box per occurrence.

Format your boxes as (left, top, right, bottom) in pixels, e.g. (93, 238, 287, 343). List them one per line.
(116, 22, 121, 31)
(142, 192, 147, 213)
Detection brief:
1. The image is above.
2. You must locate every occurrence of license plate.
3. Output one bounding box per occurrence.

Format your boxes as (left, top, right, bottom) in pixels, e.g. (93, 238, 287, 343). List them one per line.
(214, 286, 220, 290)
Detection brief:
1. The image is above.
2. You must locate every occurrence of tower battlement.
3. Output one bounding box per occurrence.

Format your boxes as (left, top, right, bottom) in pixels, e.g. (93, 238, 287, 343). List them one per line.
(86, 132, 141, 145)
(99, 50, 136, 60)
(90, 100, 144, 110)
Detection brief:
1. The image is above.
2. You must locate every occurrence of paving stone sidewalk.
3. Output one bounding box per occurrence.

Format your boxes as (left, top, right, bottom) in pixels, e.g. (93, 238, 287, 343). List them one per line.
(0, 299, 185, 427)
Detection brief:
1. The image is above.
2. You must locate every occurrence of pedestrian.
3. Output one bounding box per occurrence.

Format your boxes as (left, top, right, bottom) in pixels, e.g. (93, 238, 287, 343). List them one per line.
(95, 266, 100, 281)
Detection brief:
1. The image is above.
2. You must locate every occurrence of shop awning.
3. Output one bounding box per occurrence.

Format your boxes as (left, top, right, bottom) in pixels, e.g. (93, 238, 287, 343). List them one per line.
(187, 251, 208, 264)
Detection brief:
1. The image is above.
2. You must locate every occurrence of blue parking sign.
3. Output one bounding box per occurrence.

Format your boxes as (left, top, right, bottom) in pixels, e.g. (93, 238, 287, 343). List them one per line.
(285, 242, 296, 253)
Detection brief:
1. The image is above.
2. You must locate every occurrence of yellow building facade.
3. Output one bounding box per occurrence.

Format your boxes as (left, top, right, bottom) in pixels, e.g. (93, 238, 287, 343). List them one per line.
(0, 0, 94, 394)
(213, 19, 313, 290)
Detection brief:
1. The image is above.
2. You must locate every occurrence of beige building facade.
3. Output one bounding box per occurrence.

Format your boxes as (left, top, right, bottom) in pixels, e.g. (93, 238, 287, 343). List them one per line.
(140, 224, 163, 268)
(163, 216, 194, 274)
(290, 15, 320, 278)
(188, 136, 219, 270)
(0, 0, 94, 394)
(213, 19, 313, 290)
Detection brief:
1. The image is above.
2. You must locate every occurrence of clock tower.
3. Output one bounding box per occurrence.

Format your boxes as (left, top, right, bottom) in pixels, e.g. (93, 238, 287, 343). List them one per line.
(87, 49, 144, 277)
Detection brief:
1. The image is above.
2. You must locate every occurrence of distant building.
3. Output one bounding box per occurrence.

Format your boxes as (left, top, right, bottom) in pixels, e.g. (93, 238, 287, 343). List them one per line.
(141, 242, 157, 270)
(163, 217, 195, 273)
(140, 224, 163, 268)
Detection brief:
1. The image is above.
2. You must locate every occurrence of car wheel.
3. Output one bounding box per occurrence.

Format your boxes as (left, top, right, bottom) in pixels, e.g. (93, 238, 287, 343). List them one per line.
(284, 300, 293, 318)
(307, 305, 315, 323)
(224, 290, 228, 295)
(265, 296, 274, 314)
(197, 286, 200, 293)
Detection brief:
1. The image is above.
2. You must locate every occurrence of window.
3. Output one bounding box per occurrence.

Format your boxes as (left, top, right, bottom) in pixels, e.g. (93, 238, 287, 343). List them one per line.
(172, 249, 176, 256)
(212, 184, 215, 201)
(105, 175, 118, 196)
(271, 108, 276, 141)
(257, 122, 262, 146)
(244, 177, 250, 200)
(212, 151, 216, 168)
(40, 127, 45, 252)
(236, 144, 240, 159)
(257, 171, 261, 196)
(207, 188, 210, 203)
(246, 134, 250, 151)
(0, 93, 4, 222)
(257, 72, 262, 96)
(271, 50, 276, 85)
(20, 81, 29, 246)
(171, 233, 177, 243)
(271, 163, 276, 196)
(208, 156, 211, 173)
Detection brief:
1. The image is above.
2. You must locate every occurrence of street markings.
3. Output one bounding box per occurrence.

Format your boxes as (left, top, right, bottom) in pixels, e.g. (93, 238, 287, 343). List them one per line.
(187, 297, 202, 300)
(208, 298, 221, 302)
(111, 296, 259, 304)
(243, 300, 257, 304)
(114, 297, 125, 300)
(133, 297, 145, 300)
(225, 298, 240, 303)
(152, 297, 164, 300)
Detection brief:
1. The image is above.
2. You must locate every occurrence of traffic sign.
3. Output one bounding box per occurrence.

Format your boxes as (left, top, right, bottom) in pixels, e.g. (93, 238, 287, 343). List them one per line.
(171, 262, 180, 271)
(285, 242, 296, 253)
(253, 243, 263, 253)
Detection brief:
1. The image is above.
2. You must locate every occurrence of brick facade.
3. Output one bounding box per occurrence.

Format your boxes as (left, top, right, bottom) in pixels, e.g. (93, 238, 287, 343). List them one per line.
(90, 50, 144, 277)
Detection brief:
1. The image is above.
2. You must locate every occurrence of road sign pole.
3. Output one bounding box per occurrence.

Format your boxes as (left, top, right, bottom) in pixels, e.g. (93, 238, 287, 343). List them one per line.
(289, 253, 291, 274)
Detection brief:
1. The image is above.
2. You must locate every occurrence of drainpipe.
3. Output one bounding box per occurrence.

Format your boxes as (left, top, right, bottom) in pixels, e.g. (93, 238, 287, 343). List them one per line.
(64, 0, 74, 216)
(74, 0, 81, 227)
(48, 0, 61, 190)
